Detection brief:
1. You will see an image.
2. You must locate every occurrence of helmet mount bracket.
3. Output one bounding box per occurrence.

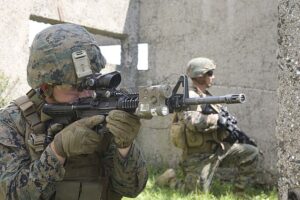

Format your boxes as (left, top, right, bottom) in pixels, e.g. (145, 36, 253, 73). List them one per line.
(72, 50, 93, 80)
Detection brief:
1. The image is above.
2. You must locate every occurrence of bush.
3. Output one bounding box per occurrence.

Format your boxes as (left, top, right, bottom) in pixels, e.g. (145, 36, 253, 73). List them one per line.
(0, 72, 9, 107)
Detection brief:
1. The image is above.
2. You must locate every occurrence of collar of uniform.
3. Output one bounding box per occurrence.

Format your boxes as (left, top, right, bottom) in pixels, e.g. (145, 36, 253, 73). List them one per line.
(194, 88, 211, 97)
(26, 89, 52, 122)
(26, 89, 45, 111)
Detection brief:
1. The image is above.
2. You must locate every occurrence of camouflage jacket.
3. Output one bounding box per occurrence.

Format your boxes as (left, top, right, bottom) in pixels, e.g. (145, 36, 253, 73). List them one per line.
(174, 88, 228, 156)
(0, 101, 148, 200)
(180, 88, 219, 133)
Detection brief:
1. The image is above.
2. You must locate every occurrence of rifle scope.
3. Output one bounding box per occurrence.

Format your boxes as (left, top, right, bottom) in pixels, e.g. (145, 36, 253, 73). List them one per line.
(80, 71, 121, 90)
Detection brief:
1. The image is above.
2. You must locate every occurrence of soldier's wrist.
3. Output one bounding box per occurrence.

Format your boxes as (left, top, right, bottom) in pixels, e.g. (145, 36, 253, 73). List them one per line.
(50, 142, 66, 165)
(53, 133, 67, 158)
(117, 144, 132, 158)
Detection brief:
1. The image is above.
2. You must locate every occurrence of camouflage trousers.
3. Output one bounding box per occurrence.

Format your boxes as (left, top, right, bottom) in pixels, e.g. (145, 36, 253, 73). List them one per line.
(169, 143, 259, 193)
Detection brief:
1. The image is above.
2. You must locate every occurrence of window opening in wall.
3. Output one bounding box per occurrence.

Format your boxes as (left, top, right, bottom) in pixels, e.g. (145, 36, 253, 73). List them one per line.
(99, 43, 149, 70)
(99, 45, 121, 65)
(29, 20, 51, 46)
(137, 43, 148, 70)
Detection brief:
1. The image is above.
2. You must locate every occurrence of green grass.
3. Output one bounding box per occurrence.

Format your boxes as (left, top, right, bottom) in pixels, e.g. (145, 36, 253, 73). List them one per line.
(123, 168, 278, 200)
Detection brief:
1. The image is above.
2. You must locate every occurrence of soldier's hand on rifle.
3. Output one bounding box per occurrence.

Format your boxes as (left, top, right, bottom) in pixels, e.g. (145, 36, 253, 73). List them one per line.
(217, 112, 228, 130)
(52, 115, 105, 158)
(106, 110, 141, 148)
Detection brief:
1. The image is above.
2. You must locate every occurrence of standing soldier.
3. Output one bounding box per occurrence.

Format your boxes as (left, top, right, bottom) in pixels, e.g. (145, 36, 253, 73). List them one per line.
(0, 23, 147, 200)
(156, 57, 259, 193)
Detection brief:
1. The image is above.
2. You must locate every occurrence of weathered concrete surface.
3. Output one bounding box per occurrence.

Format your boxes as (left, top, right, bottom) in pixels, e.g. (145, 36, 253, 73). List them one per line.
(137, 0, 278, 186)
(31, 0, 131, 37)
(0, 0, 31, 100)
(277, 1, 300, 199)
(0, 0, 279, 187)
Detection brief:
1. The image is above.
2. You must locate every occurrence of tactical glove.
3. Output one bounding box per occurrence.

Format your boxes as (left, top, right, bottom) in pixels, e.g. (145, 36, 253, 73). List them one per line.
(106, 110, 141, 148)
(53, 115, 105, 157)
(206, 114, 219, 126)
(217, 113, 228, 129)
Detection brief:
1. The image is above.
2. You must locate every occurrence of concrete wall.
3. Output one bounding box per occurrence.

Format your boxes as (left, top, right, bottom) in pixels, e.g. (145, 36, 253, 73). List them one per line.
(0, 0, 31, 100)
(0, 0, 279, 187)
(277, 1, 300, 199)
(137, 0, 278, 184)
(31, 0, 135, 37)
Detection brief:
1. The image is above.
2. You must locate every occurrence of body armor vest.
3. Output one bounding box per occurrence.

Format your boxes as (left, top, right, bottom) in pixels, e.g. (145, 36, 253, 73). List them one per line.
(14, 90, 118, 200)
(170, 89, 227, 158)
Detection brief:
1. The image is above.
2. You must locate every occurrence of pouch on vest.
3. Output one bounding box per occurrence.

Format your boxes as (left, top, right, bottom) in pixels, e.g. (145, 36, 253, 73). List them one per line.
(14, 90, 46, 159)
(185, 128, 204, 147)
(55, 181, 103, 200)
(170, 113, 186, 149)
(170, 121, 186, 149)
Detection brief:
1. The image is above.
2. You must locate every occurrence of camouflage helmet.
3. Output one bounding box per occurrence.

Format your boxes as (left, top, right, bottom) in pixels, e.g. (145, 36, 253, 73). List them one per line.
(186, 57, 216, 78)
(27, 23, 106, 89)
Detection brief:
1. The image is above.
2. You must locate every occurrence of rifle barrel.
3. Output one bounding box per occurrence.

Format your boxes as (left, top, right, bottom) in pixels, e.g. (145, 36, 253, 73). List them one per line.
(43, 104, 91, 116)
(184, 94, 245, 105)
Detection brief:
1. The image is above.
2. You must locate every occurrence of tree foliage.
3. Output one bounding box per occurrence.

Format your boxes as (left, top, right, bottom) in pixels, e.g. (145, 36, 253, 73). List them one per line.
(0, 72, 9, 107)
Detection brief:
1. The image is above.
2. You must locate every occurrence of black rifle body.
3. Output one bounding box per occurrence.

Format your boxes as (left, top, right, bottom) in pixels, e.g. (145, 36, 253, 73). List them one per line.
(202, 104, 257, 147)
(42, 73, 247, 144)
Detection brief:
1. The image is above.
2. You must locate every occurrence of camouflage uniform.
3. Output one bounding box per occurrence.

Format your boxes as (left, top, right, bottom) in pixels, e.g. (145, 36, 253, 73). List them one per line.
(0, 24, 148, 200)
(0, 100, 147, 199)
(159, 58, 259, 193)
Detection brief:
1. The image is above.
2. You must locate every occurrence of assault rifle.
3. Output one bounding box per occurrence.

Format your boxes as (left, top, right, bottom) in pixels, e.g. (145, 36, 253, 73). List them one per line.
(202, 103, 257, 147)
(42, 71, 245, 120)
(42, 71, 245, 137)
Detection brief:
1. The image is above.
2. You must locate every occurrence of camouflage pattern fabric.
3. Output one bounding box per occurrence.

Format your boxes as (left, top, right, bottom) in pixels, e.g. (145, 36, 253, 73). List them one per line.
(169, 143, 258, 193)
(27, 23, 106, 88)
(0, 101, 148, 199)
(162, 89, 259, 193)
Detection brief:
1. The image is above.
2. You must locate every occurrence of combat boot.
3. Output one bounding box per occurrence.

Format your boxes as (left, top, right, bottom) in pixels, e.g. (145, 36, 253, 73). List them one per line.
(155, 168, 176, 187)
